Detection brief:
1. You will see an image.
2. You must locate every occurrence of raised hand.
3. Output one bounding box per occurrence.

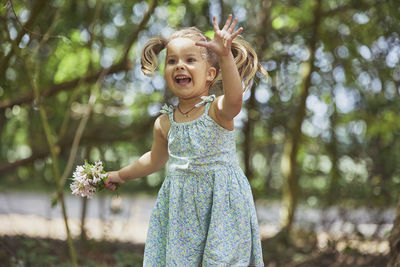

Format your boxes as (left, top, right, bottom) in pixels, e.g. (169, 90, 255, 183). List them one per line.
(196, 14, 243, 57)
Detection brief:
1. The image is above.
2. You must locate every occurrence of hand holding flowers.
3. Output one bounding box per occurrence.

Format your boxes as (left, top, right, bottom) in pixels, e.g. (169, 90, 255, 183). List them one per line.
(104, 170, 125, 191)
(70, 161, 119, 198)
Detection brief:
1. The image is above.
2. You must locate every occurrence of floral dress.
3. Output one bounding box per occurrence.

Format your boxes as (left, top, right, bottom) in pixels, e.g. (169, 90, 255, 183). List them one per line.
(143, 95, 264, 266)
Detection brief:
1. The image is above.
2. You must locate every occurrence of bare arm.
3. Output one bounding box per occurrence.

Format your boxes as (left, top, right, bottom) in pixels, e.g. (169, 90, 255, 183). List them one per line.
(196, 15, 244, 121)
(217, 51, 243, 119)
(105, 115, 169, 190)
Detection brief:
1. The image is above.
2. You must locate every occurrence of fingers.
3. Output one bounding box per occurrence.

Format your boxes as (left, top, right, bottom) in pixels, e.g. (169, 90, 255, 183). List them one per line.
(222, 14, 232, 31)
(106, 183, 116, 190)
(104, 178, 113, 190)
(214, 14, 240, 33)
(206, 14, 243, 52)
(105, 175, 119, 191)
(106, 181, 117, 191)
(228, 17, 238, 33)
(231, 27, 243, 39)
(213, 16, 219, 32)
(219, 15, 242, 36)
(195, 41, 210, 48)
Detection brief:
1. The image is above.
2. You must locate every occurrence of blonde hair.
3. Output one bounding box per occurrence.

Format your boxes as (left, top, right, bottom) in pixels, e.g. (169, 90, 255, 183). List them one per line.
(141, 27, 268, 93)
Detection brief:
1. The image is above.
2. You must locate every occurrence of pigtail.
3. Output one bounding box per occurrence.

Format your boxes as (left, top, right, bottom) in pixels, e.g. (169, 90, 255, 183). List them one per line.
(141, 37, 168, 76)
(231, 37, 268, 92)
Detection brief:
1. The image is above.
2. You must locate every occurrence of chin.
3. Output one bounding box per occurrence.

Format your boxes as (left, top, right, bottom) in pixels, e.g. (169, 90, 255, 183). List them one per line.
(176, 91, 195, 98)
(172, 86, 194, 95)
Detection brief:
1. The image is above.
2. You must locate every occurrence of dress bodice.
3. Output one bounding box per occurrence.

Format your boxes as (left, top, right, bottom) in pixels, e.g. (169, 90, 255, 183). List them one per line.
(160, 95, 239, 173)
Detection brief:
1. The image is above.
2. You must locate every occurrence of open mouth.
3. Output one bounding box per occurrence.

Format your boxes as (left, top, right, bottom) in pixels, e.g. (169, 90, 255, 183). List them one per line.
(175, 75, 192, 85)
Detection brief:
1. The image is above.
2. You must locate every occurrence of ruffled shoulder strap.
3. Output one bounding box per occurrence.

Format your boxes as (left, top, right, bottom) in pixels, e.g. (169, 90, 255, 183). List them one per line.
(160, 104, 174, 114)
(196, 94, 216, 114)
(194, 94, 216, 107)
(160, 103, 175, 122)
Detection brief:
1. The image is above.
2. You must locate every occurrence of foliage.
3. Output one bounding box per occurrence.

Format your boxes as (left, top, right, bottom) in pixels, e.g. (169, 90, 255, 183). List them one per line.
(0, 0, 400, 222)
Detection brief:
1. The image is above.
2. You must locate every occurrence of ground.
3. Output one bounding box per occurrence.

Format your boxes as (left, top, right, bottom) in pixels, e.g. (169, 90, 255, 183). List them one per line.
(0, 232, 389, 266)
(0, 235, 144, 267)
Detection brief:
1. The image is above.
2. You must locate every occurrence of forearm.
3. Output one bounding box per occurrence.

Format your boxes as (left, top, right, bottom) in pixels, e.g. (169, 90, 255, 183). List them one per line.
(219, 52, 243, 103)
(118, 151, 167, 181)
(217, 52, 243, 119)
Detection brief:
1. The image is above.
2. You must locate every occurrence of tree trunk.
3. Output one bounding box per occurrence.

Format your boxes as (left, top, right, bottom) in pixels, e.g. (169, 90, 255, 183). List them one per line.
(327, 103, 340, 205)
(243, 88, 257, 180)
(31, 68, 78, 266)
(279, 0, 322, 235)
(80, 196, 88, 242)
(264, 146, 276, 194)
(79, 147, 91, 243)
(280, 135, 298, 232)
(219, 0, 225, 20)
(389, 198, 400, 266)
(242, 0, 271, 180)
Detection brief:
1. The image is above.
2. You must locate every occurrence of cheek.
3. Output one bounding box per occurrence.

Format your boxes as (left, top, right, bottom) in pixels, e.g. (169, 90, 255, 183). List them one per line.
(164, 67, 173, 79)
(164, 65, 171, 73)
(165, 75, 173, 87)
(164, 69, 176, 88)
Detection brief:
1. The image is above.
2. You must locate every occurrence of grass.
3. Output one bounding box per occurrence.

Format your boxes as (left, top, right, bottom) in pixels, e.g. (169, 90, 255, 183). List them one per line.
(0, 231, 390, 267)
(0, 235, 144, 267)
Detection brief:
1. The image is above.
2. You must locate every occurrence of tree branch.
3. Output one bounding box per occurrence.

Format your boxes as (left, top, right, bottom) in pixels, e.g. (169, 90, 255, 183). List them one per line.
(0, 0, 159, 112)
(0, 118, 155, 175)
(0, 0, 47, 76)
(320, 0, 385, 17)
(121, 0, 158, 60)
(60, 67, 109, 186)
(0, 60, 130, 112)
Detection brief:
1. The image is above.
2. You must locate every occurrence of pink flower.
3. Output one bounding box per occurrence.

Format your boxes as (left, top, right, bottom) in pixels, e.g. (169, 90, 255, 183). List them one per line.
(70, 160, 108, 198)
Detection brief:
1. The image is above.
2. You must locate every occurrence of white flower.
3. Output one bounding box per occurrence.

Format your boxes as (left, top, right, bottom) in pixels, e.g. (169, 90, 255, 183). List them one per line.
(73, 165, 85, 178)
(75, 165, 84, 173)
(70, 180, 96, 198)
(70, 160, 109, 198)
(93, 161, 103, 172)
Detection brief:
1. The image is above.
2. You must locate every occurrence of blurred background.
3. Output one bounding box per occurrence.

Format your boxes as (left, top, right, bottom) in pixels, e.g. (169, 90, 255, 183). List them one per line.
(1, 0, 400, 266)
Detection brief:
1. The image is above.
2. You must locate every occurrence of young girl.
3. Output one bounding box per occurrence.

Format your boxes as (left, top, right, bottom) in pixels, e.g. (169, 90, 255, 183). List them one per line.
(105, 15, 267, 266)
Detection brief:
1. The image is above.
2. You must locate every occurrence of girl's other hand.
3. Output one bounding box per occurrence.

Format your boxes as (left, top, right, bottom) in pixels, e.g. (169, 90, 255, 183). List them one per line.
(105, 171, 125, 191)
(196, 14, 243, 57)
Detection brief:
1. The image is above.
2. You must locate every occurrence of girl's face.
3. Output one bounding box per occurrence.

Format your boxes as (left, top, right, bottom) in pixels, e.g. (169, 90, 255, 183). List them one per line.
(164, 38, 216, 99)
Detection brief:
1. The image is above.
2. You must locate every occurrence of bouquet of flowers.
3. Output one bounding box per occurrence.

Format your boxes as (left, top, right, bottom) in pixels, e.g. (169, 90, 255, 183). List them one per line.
(70, 161, 108, 198)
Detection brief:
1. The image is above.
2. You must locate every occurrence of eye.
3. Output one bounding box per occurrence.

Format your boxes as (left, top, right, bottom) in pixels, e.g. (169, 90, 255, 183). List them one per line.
(167, 59, 176, 64)
(187, 57, 196, 63)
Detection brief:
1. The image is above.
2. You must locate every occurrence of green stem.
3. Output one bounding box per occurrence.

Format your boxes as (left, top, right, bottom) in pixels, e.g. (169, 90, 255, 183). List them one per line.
(30, 59, 78, 267)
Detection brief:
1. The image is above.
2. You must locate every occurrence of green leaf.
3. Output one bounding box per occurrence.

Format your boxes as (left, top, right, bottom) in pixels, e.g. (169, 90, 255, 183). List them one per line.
(60, 36, 72, 45)
(51, 193, 58, 207)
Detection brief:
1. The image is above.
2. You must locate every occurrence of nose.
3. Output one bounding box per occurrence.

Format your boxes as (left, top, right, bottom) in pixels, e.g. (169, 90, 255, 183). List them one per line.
(175, 60, 185, 70)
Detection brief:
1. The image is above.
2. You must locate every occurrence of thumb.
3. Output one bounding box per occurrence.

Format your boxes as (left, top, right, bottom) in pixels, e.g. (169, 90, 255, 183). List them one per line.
(105, 172, 114, 184)
(195, 41, 210, 48)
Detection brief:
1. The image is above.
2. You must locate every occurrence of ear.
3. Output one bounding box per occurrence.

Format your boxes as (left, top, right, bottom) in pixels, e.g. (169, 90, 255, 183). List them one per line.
(206, 66, 217, 82)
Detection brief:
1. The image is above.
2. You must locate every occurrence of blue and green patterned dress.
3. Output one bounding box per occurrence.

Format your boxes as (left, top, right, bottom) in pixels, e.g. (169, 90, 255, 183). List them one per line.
(143, 95, 264, 266)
